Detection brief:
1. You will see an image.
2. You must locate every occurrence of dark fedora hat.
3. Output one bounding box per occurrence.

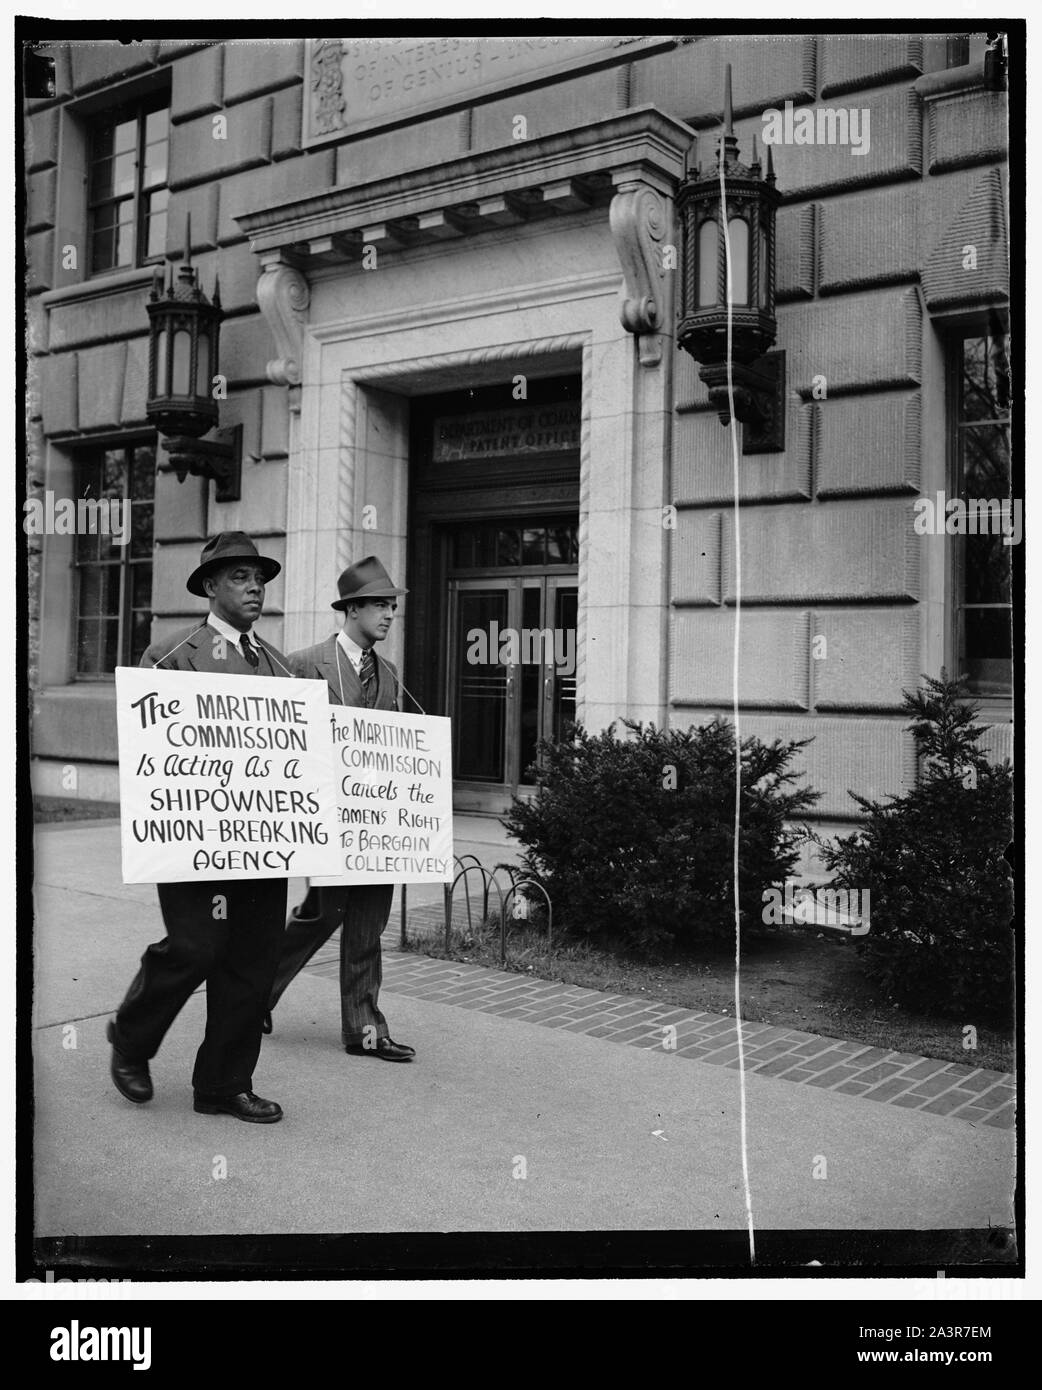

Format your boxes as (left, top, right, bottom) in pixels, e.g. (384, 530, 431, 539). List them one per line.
(331, 556, 407, 610)
(187, 532, 281, 597)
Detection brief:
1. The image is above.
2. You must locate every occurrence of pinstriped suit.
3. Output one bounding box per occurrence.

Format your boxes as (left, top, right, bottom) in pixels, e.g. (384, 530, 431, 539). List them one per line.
(268, 635, 399, 1044)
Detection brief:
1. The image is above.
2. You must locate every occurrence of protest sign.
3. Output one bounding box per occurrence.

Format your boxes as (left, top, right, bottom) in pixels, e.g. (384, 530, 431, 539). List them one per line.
(311, 706, 454, 886)
(115, 666, 342, 884)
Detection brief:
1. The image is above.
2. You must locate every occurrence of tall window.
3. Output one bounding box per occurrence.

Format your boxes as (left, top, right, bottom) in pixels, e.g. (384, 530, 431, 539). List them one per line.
(75, 443, 155, 676)
(952, 330, 1012, 699)
(88, 96, 169, 275)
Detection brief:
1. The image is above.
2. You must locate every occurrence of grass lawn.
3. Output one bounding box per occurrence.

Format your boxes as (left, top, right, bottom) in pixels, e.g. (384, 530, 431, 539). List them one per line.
(404, 915, 1014, 1074)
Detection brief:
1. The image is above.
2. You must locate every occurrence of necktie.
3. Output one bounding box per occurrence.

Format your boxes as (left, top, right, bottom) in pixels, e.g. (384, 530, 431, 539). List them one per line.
(359, 648, 376, 707)
(240, 633, 259, 669)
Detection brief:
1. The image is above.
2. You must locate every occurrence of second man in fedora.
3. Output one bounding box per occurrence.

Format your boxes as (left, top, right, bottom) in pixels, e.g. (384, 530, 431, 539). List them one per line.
(264, 557, 416, 1062)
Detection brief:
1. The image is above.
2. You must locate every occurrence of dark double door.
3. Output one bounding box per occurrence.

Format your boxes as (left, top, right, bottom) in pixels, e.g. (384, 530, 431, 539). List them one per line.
(449, 569, 577, 810)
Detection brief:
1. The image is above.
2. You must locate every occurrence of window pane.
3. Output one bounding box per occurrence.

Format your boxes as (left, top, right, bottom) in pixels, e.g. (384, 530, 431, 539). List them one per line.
(113, 117, 136, 154)
(145, 188, 168, 258)
(145, 107, 169, 143)
(453, 530, 474, 568)
(132, 445, 157, 498)
(112, 150, 136, 197)
(496, 528, 520, 566)
(78, 564, 121, 619)
(547, 524, 578, 565)
(453, 590, 509, 782)
(518, 585, 542, 782)
(76, 528, 100, 562)
(77, 610, 121, 674)
(76, 618, 104, 675)
(143, 137, 167, 189)
(522, 527, 545, 565)
(145, 210, 168, 260)
(76, 564, 101, 614)
(91, 202, 119, 233)
(553, 587, 578, 741)
(104, 615, 120, 671)
(475, 526, 496, 566)
(962, 609, 1012, 697)
(130, 502, 154, 558)
(962, 426, 1010, 499)
(960, 335, 1011, 421)
(91, 155, 116, 202)
(132, 562, 153, 609)
(90, 222, 117, 273)
(76, 457, 103, 558)
(116, 203, 135, 267)
(964, 530, 1011, 606)
(92, 123, 116, 162)
(102, 450, 126, 495)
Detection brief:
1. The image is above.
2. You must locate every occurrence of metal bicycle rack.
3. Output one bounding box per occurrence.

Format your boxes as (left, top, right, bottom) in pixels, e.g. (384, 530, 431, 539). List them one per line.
(398, 855, 553, 966)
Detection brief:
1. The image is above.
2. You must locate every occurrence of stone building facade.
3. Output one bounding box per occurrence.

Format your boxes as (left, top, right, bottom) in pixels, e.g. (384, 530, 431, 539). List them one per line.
(24, 33, 1012, 858)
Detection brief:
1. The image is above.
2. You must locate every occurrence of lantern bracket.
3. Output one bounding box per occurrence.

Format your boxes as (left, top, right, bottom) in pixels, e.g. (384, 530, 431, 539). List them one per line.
(697, 350, 786, 454)
(158, 425, 243, 503)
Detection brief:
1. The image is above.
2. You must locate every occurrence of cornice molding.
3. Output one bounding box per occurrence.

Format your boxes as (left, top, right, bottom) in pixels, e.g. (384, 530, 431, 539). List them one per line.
(240, 105, 694, 379)
(238, 105, 693, 253)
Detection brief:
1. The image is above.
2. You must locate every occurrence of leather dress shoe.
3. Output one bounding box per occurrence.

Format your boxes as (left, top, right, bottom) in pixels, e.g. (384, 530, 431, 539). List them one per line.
(106, 1020, 153, 1104)
(193, 1091, 283, 1123)
(261, 1011, 273, 1035)
(344, 1036, 415, 1062)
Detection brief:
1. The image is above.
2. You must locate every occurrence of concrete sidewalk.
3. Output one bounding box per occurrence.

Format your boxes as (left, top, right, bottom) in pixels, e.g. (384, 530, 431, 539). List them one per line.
(31, 821, 1015, 1239)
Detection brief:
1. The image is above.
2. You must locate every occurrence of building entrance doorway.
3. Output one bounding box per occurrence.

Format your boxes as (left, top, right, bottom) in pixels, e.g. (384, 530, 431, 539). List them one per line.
(405, 376, 581, 814)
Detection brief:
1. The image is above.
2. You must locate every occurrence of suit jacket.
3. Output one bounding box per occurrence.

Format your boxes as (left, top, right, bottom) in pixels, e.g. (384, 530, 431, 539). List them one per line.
(288, 634, 399, 712)
(141, 619, 292, 680)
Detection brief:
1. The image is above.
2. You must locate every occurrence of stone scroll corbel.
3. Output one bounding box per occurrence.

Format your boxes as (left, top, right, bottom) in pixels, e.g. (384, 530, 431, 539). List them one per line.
(609, 181, 671, 368)
(255, 258, 311, 410)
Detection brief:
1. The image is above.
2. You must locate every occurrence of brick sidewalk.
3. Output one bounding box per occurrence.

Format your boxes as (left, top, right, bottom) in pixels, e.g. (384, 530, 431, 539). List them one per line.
(299, 916, 1016, 1131)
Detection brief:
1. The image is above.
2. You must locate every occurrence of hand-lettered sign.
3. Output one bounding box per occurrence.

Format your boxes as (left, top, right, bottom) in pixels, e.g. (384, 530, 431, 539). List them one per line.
(115, 667, 341, 883)
(310, 706, 454, 886)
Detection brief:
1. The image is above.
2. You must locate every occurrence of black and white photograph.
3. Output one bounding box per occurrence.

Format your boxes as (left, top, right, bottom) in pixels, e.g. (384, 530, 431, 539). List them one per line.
(15, 9, 1027, 1326)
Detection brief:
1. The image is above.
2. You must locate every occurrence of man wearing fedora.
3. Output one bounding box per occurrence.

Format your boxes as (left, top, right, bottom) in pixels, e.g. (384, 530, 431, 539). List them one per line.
(107, 532, 294, 1122)
(263, 556, 416, 1063)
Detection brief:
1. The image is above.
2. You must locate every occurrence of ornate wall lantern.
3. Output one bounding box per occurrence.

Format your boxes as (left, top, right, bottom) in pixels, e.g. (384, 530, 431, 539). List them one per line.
(146, 216, 242, 501)
(676, 65, 785, 453)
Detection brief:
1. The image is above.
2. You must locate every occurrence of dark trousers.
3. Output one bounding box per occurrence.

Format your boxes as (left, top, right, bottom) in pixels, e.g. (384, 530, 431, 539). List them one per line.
(269, 884, 394, 1045)
(112, 878, 287, 1097)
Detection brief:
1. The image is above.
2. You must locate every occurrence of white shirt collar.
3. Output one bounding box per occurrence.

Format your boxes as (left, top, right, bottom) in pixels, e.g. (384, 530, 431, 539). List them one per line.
(336, 628, 368, 673)
(207, 611, 255, 648)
